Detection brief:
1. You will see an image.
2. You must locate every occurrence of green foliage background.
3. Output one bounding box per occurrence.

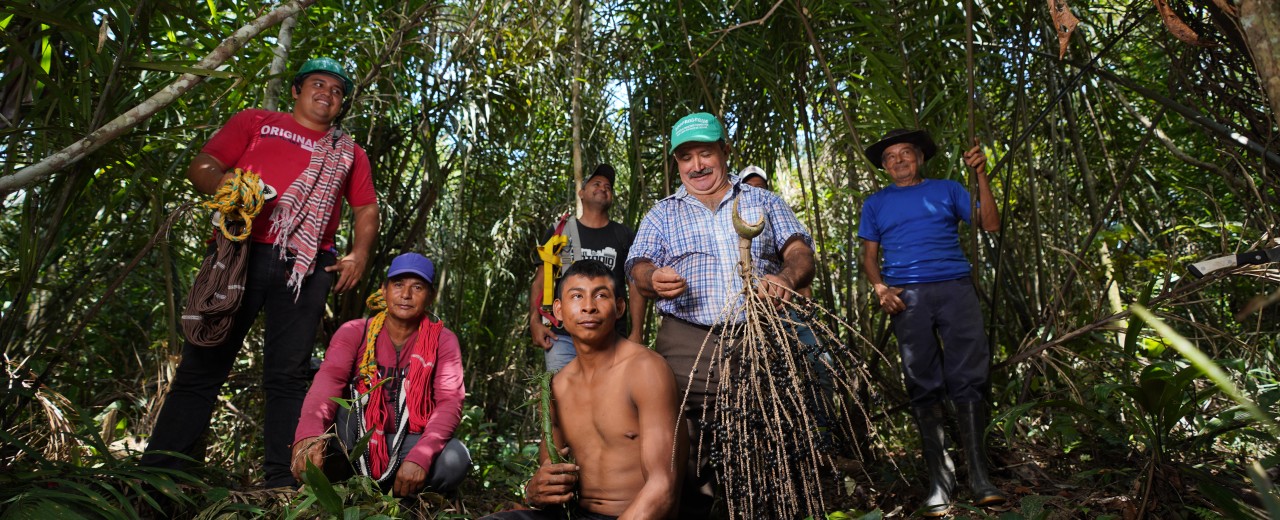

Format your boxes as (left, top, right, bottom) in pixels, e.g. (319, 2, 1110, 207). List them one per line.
(1, 0, 1277, 517)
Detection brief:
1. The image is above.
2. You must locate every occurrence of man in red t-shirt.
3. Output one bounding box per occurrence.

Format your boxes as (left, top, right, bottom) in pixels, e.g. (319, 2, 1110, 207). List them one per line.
(142, 58, 380, 488)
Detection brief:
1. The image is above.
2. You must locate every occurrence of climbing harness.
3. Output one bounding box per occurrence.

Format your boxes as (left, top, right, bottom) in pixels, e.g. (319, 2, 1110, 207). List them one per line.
(534, 212, 582, 327)
(180, 170, 269, 347)
(536, 235, 567, 302)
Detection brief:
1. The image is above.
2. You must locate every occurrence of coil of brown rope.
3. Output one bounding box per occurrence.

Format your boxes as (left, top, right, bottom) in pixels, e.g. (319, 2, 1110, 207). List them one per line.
(181, 219, 252, 347)
(181, 219, 256, 348)
(180, 171, 264, 347)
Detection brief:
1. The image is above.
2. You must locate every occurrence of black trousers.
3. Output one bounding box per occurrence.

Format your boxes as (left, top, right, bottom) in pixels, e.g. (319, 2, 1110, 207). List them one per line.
(142, 243, 335, 487)
(890, 278, 991, 407)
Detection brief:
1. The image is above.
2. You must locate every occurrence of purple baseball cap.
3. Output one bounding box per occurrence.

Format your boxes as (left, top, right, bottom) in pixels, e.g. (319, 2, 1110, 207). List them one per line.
(387, 252, 435, 284)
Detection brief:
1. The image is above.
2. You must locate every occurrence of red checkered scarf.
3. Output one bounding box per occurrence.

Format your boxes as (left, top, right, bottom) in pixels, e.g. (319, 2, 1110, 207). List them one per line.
(269, 127, 355, 298)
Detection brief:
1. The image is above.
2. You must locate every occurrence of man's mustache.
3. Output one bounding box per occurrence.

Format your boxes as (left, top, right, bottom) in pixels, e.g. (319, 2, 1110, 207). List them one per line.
(687, 167, 714, 178)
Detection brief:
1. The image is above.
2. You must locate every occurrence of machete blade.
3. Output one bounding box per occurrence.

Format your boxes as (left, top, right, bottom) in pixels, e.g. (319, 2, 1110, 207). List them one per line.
(1186, 246, 1280, 278)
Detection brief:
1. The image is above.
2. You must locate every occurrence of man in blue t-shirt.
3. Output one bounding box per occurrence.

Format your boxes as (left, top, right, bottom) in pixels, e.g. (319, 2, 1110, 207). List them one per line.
(858, 128, 1006, 516)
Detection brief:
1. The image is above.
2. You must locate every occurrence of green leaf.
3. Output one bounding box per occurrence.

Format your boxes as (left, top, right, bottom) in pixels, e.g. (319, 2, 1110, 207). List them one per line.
(1132, 305, 1280, 437)
(0, 499, 81, 520)
(47, 478, 127, 520)
(302, 461, 344, 514)
(124, 61, 239, 79)
(39, 33, 51, 75)
(205, 487, 230, 503)
(1246, 461, 1280, 519)
(283, 494, 317, 520)
(1123, 278, 1157, 355)
(349, 429, 374, 461)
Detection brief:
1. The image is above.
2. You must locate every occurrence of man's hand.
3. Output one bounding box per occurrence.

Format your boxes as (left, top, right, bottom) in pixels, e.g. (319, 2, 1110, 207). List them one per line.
(290, 436, 326, 481)
(525, 447, 579, 509)
(649, 267, 688, 299)
(393, 461, 427, 497)
(964, 141, 1001, 232)
(531, 319, 556, 350)
(963, 143, 987, 176)
(325, 252, 368, 293)
(758, 273, 795, 306)
(875, 284, 906, 315)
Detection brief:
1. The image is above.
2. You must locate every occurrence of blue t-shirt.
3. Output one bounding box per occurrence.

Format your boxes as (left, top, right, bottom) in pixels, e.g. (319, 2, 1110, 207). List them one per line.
(858, 179, 973, 286)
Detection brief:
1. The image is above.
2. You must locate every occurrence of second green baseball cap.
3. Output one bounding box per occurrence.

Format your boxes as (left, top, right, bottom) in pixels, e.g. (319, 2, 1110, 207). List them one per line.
(669, 112, 724, 154)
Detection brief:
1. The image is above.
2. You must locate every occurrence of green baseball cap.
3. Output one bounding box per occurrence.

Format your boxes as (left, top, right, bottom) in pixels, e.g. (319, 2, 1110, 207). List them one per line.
(294, 57, 354, 96)
(669, 112, 724, 154)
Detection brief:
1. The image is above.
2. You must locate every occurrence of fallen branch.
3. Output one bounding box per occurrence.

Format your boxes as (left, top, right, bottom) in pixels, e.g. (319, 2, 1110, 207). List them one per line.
(0, 0, 318, 195)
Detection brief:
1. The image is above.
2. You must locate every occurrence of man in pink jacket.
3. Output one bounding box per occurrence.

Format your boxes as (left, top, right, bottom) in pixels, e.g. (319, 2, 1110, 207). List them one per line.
(291, 253, 469, 496)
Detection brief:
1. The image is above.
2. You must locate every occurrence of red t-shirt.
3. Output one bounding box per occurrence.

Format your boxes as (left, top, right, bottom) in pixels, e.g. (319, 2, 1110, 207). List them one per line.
(201, 109, 377, 250)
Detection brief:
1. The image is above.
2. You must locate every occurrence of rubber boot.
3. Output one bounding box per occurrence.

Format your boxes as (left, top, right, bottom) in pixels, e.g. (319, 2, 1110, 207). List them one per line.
(955, 401, 1008, 506)
(912, 403, 955, 517)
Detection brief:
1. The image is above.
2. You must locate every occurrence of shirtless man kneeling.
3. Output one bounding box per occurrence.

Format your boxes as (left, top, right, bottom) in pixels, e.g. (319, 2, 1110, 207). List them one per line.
(486, 259, 686, 520)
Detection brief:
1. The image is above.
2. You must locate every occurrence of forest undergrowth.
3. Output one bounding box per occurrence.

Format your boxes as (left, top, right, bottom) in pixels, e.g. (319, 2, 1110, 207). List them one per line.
(2, 297, 1277, 519)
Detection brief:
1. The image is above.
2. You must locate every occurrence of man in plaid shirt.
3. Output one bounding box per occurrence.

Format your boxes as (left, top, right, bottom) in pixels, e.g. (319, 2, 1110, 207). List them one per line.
(625, 112, 814, 516)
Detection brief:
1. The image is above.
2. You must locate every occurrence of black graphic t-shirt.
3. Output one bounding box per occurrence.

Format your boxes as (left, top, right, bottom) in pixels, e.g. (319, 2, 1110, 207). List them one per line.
(540, 219, 635, 335)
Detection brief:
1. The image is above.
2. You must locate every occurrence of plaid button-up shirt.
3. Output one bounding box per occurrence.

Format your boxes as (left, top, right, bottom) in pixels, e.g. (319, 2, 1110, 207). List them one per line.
(625, 176, 813, 326)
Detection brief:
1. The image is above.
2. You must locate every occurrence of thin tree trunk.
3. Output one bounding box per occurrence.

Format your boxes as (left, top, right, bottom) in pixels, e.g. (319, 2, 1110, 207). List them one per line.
(263, 14, 299, 111)
(153, 186, 180, 355)
(1020, 46, 1045, 313)
(0, 0, 318, 195)
(571, 0, 584, 216)
(1240, 0, 1280, 128)
(626, 78, 645, 228)
(795, 80, 834, 307)
(1062, 91, 1100, 222)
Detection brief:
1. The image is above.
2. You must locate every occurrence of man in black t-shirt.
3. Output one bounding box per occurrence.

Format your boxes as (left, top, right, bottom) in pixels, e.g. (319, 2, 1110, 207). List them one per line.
(529, 164, 647, 373)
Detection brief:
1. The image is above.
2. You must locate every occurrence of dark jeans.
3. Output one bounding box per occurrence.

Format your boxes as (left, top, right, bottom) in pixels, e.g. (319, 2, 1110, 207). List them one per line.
(142, 243, 335, 487)
(891, 277, 991, 407)
(320, 407, 471, 494)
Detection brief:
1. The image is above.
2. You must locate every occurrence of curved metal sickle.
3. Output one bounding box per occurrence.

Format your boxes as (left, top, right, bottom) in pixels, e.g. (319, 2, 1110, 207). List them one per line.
(732, 197, 765, 239)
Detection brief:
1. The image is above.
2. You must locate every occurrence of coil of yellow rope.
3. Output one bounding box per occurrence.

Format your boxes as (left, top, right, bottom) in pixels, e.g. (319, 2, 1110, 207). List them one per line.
(203, 168, 265, 242)
(358, 289, 389, 383)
